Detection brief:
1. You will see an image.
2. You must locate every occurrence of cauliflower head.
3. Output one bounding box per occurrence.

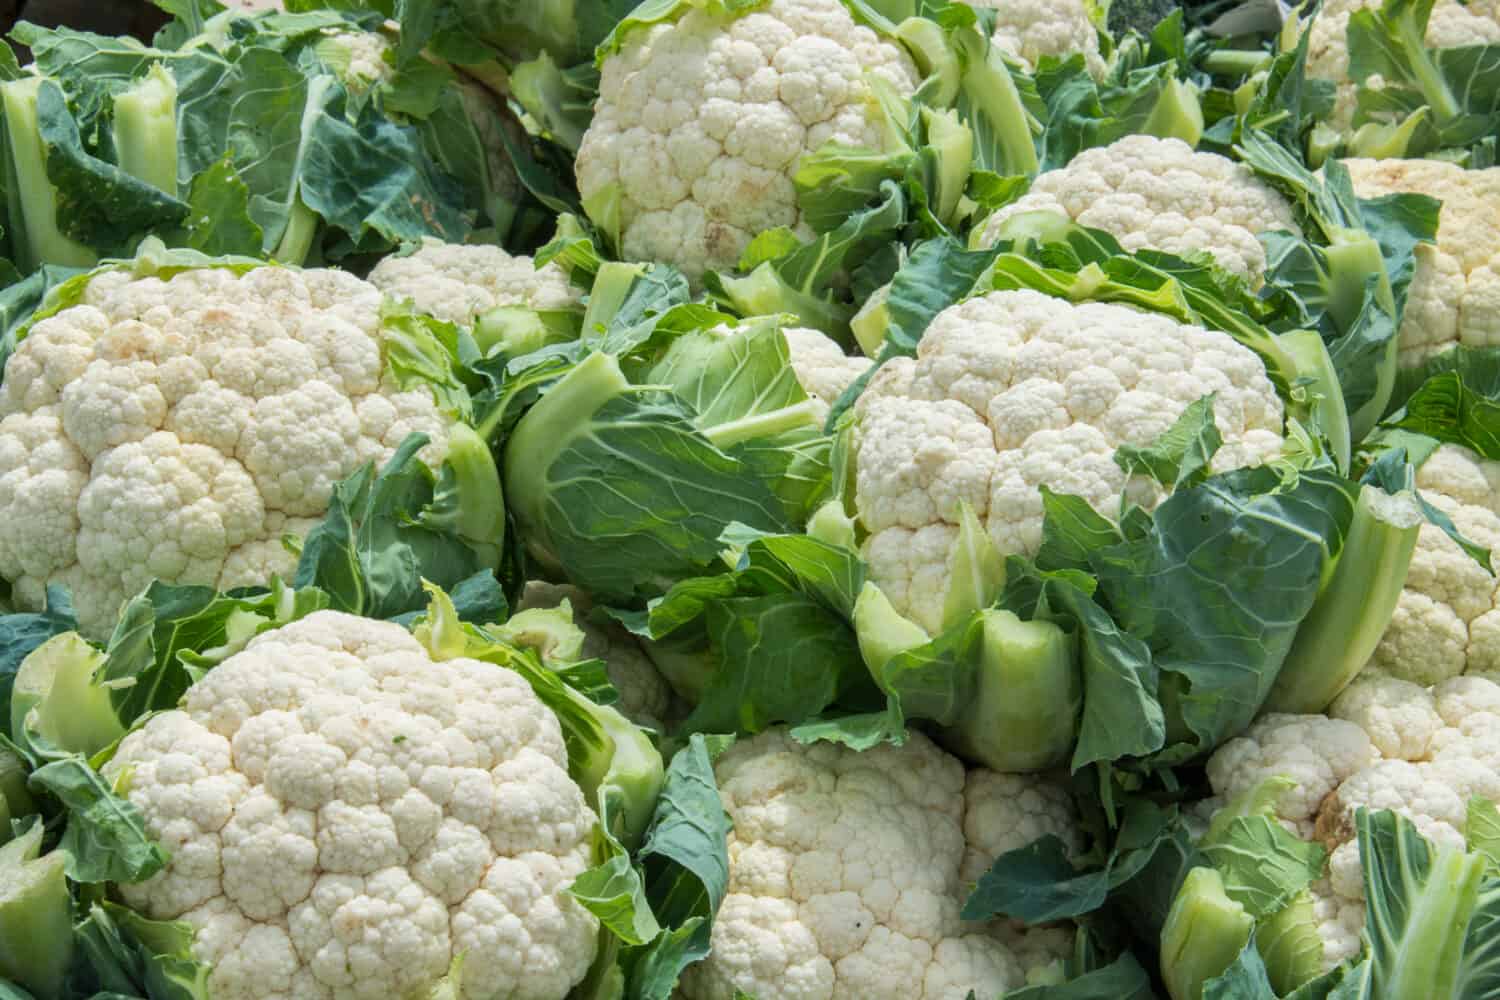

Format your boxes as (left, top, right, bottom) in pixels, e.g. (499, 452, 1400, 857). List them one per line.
(1358, 443, 1500, 685)
(851, 288, 1285, 633)
(368, 239, 582, 329)
(103, 610, 601, 1000)
(1205, 671, 1500, 973)
(977, 135, 1301, 284)
(0, 264, 452, 637)
(678, 728, 1079, 1000)
(1306, 0, 1500, 131)
(574, 0, 920, 281)
(1341, 158, 1500, 368)
(966, 0, 1106, 79)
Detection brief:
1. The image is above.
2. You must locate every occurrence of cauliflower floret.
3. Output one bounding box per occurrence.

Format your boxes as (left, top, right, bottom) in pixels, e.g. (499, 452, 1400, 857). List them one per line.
(1328, 674, 1443, 759)
(1204, 673, 1500, 976)
(781, 326, 874, 420)
(103, 611, 600, 1000)
(575, 0, 920, 281)
(1206, 714, 1378, 838)
(0, 265, 452, 637)
(1339, 159, 1500, 368)
(679, 728, 1080, 1000)
(851, 289, 1285, 632)
(1355, 444, 1500, 685)
(1306, 0, 1500, 132)
(368, 239, 582, 329)
(966, 0, 1106, 79)
(977, 136, 1301, 283)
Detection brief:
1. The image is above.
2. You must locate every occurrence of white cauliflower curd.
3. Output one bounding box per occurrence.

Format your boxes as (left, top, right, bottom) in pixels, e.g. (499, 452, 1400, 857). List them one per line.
(368, 239, 583, 329)
(1205, 671, 1500, 973)
(851, 288, 1285, 633)
(678, 728, 1080, 1000)
(1359, 443, 1500, 685)
(965, 0, 1107, 79)
(103, 610, 601, 1000)
(0, 263, 452, 636)
(574, 0, 921, 281)
(977, 135, 1301, 284)
(1340, 158, 1500, 368)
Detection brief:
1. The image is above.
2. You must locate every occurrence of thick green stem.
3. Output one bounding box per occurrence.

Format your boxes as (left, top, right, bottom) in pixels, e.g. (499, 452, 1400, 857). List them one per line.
(1202, 48, 1273, 78)
(272, 197, 320, 265)
(1142, 79, 1205, 148)
(581, 261, 645, 335)
(1278, 328, 1351, 473)
(1377, 842, 1486, 998)
(1, 77, 97, 271)
(113, 64, 179, 196)
(1394, 11, 1461, 124)
(1160, 867, 1255, 1000)
(445, 422, 506, 556)
(701, 398, 822, 450)
(473, 306, 579, 358)
(1265, 484, 1421, 713)
(941, 608, 1080, 772)
(502, 352, 630, 573)
(955, 26, 1039, 177)
(0, 823, 73, 1000)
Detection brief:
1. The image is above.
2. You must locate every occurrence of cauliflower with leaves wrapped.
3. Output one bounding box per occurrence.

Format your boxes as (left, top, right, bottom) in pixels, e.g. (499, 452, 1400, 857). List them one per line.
(1341, 158, 1500, 368)
(0, 260, 455, 637)
(103, 610, 604, 1000)
(977, 135, 1301, 284)
(679, 728, 1079, 1000)
(851, 288, 1285, 633)
(574, 0, 920, 281)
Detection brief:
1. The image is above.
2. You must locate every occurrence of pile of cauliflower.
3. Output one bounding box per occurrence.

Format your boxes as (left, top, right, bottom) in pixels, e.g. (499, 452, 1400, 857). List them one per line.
(5, 0, 1500, 999)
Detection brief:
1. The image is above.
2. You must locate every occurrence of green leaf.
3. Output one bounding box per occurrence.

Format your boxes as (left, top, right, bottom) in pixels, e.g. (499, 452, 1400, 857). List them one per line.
(35, 80, 189, 254)
(27, 756, 168, 884)
(1202, 815, 1328, 918)
(684, 593, 867, 734)
(169, 155, 264, 255)
(1113, 394, 1223, 491)
(0, 588, 77, 738)
(295, 434, 498, 621)
(1202, 937, 1278, 1000)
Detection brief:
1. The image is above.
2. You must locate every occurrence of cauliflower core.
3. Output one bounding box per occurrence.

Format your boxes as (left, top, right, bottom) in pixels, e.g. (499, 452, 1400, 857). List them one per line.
(679, 728, 1078, 1000)
(104, 611, 601, 1000)
(852, 288, 1285, 633)
(978, 135, 1301, 283)
(1306, 0, 1500, 131)
(1341, 159, 1500, 368)
(1206, 672, 1500, 971)
(574, 0, 920, 281)
(368, 239, 582, 329)
(1361, 444, 1500, 685)
(966, 0, 1106, 79)
(0, 265, 450, 637)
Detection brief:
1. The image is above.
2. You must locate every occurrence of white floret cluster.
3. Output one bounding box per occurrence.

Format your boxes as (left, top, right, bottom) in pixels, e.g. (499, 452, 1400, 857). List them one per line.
(0, 265, 450, 637)
(105, 611, 602, 1000)
(851, 288, 1285, 632)
(369, 239, 583, 328)
(575, 0, 920, 281)
(1206, 672, 1500, 970)
(679, 728, 1079, 1000)
(978, 136, 1302, 283)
